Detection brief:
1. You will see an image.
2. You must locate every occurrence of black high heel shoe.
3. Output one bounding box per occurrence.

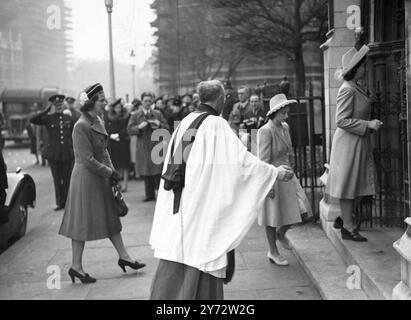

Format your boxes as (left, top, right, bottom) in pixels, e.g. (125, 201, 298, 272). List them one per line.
(341, 227, 367, 242)
(68, 268, 96, 284)
(118, 259, 146, 273)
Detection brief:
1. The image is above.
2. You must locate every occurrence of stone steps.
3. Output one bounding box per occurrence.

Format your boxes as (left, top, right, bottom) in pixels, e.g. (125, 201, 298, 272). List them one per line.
(320, 214, 402, 300)
(286, 223, 369, 300)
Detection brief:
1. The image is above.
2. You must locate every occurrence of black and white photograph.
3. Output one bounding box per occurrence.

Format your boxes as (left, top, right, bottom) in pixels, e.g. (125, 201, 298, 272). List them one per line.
(0, 0, 410, 311)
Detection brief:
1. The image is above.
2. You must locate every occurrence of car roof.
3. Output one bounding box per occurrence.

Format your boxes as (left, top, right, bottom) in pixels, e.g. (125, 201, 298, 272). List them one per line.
(0, 88, 60, 103)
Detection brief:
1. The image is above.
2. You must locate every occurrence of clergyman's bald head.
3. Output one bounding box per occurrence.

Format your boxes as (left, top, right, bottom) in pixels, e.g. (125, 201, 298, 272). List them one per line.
(197, 80, 225, 104)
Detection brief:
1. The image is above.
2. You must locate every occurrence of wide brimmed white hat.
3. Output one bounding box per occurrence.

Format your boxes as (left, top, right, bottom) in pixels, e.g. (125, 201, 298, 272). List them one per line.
(335, 45, 369, 81)
(267, 94, 297, 117)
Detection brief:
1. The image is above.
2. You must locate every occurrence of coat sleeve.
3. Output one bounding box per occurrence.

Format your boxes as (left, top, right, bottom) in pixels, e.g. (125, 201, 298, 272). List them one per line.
(228, 104, 239, 129)
(157, 111, 170, 132)
(30, 107, 51, 126)
(127, 112, 144, 136)
(73, 123, 113, 178)
(118, 116, 130, 140)
(336, 86, 368, 136)
(257, 127, 272, 164)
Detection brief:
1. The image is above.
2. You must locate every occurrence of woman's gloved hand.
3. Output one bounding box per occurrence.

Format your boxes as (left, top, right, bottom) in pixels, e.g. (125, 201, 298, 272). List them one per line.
(111, 169, 122, 184)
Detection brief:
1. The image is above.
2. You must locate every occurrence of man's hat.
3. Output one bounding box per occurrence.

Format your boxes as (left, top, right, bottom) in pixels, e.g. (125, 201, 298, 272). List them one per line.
(65, 97, 76, 103)
(48, 94, 66, 103)
(110, 98, 122, 108)
(131, 98, 141, 107)
(172, 96, 182, 106)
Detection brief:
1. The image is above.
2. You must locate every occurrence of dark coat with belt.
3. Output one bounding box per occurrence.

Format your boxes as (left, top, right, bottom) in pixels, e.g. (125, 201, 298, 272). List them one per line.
(59, 113, 121, 241)
(30, 107, 75, 162)
(127, 109, 169, 176)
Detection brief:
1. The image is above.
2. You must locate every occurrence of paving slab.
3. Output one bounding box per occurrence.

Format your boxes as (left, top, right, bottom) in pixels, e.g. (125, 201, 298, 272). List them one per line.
(258, 286, 321, 300)
(286, 223, 369, 300)
(0, 164, 321, 300)
(321, 218, 402, 300)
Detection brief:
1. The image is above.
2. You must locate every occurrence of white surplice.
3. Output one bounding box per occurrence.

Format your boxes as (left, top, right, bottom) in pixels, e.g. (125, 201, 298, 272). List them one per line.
(149, 112, 279, 277)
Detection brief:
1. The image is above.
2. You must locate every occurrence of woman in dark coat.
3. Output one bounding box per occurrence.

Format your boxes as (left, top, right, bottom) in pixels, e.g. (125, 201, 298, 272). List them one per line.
(59, 83, 145, 284)
(104, 99, 131, 192)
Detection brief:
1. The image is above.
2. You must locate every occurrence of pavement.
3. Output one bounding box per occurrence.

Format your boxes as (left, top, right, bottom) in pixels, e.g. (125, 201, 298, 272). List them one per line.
(0, 147, 321, 300)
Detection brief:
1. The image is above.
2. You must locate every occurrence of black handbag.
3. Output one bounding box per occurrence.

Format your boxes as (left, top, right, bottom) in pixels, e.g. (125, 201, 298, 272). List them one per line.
(112, 184, 128, 217)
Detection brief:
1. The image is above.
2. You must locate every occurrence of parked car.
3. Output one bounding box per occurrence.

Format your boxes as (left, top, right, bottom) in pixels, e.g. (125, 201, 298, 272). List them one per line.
(0, 168, 36, 252)
(0, 87, 61, 144)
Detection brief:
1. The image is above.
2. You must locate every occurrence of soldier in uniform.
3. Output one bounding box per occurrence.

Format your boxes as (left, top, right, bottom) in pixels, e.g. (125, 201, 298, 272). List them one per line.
(228, 85, 252, 134)
(65, 97, 81, 123)
(30, 94, 75, 211)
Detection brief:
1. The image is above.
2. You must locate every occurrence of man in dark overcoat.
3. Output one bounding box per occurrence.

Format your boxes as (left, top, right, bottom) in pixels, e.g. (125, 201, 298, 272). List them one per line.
(30, 95, 75, 211)
(127, 92, 169, 201)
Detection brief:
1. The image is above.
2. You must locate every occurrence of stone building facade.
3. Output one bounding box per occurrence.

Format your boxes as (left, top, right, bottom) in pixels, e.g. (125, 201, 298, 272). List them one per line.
(321, 0, 411, 299)
(0, 31, 23, 90)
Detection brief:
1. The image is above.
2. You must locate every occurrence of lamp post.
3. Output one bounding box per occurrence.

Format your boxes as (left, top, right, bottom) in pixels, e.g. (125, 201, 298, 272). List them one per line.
(130, 49, 136, 100)
(105, 0, 116, 100)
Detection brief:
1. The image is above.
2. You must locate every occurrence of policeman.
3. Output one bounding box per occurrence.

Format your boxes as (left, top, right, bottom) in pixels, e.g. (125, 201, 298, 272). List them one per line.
(30, 94, 75, 211)
(65, 97, 81, 122)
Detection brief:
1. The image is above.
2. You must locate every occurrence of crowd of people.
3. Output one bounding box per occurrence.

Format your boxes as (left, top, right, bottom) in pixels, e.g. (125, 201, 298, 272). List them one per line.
(27, 80, 276, 205)
(23, 42, 379, 299)
(23, 79, 313, 287)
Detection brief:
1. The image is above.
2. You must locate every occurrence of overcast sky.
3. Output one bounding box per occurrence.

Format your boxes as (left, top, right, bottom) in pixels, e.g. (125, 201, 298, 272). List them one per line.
(68, 0, 155, 68)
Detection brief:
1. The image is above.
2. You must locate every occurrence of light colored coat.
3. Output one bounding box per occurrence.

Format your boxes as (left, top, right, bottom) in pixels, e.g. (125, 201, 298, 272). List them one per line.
(257, 121, 309, 227)
(325, 81, 378, 199)
(59, 113, 122, 241)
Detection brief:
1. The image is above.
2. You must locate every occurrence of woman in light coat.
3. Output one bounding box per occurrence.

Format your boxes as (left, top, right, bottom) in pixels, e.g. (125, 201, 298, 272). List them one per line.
(257, 94, 311, 266)
(325, 45, 383, 242)
(59, 83, 145, 284)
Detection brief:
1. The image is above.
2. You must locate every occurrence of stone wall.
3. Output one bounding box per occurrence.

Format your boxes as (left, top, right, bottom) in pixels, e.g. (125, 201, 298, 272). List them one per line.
(321, 0, 360, 160)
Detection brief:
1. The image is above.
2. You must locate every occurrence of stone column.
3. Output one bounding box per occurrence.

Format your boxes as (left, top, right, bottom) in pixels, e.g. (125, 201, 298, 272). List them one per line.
(392, 218, 411, 299)
(319, 0, 360, 225)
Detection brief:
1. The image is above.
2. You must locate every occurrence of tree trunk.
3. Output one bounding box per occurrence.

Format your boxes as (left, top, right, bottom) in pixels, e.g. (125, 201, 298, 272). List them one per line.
(293, 0, 305, 97)
(293, 45, 306, 97)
